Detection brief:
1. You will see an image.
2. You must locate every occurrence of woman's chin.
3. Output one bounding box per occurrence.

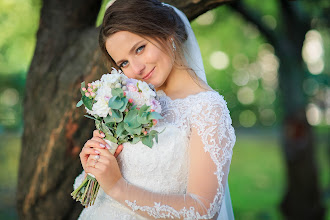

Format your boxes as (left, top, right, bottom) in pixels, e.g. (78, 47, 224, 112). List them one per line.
(149, 81, 162, 89)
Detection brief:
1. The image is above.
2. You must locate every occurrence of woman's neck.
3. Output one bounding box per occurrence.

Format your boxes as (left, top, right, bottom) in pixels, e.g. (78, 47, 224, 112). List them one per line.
(156, 66, 210, 100)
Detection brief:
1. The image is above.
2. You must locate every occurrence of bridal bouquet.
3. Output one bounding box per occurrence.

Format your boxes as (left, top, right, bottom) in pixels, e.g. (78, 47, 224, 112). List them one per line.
(71, 68, 162, 207)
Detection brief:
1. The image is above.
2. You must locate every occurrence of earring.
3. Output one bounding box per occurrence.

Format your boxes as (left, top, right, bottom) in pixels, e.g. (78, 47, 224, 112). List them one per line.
(171, 38, 176, 51)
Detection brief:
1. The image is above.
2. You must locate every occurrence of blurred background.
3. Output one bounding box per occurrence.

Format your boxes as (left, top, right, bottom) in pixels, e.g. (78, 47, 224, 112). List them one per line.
(0, 0, 329, 219)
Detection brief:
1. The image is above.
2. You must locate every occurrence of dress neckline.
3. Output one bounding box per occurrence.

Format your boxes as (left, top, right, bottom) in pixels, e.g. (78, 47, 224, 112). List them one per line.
(156, 89, 217, 103)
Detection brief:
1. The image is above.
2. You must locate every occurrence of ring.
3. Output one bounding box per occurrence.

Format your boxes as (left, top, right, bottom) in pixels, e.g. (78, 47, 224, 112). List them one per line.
(94, 154, 100, 161)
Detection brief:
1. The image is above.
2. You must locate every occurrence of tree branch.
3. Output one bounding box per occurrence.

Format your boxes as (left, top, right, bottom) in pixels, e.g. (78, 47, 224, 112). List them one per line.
(164, 0, 233, 21)
(228, 0, 279, 47)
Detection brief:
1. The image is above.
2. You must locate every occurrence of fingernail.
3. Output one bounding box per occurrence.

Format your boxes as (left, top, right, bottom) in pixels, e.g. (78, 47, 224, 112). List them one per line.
(100, 143, 105, 148)
(106, 144, 111, 149)
(94, 150, 100, 154)
(100, 133, 105, 137)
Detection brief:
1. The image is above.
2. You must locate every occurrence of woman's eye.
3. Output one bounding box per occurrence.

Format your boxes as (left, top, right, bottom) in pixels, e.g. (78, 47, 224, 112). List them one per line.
(136, 45, 145, 53)
(120, 61, 128, 68)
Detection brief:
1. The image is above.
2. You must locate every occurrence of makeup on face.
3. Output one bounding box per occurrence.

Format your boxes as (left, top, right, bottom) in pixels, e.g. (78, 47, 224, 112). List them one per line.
(105, 31, 174, 88)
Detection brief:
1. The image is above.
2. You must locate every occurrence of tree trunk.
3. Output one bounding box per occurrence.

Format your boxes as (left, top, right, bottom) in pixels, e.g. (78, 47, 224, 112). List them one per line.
(17, 0, 230, 219)
(278, 57, 325, 220)
(277, 1, 324, 219)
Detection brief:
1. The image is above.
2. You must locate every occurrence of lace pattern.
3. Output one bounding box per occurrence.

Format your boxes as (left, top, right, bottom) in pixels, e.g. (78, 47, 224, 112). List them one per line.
(74, 90, 235, 220)
(123, 90, 235, 219)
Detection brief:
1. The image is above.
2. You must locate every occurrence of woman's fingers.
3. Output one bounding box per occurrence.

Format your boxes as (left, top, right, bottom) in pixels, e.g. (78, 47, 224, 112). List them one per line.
(80, 147, 101, 157)
(114, 144, 123, 158)
(91, 136, 109, 147)
(93, 130, 105, 138)
(83, 139, 108, 149)
(87, 154, 104, 165)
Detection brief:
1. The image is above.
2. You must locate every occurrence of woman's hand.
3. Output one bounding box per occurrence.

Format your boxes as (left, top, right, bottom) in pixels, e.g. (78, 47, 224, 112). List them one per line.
(84, 144, 123, 195)
(79, 130, 124, 170)
(92, 130, 124, 158)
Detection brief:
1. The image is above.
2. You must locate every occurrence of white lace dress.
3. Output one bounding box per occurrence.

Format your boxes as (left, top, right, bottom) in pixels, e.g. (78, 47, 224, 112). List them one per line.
(74, 90, 236, 220)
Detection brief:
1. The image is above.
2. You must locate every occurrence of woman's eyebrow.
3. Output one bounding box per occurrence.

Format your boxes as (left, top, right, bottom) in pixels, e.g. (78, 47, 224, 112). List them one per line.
(116, 40, 144, 66)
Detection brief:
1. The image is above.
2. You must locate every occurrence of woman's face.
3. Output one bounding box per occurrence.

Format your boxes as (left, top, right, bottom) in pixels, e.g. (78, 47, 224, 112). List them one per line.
(105, 31, 174, 88)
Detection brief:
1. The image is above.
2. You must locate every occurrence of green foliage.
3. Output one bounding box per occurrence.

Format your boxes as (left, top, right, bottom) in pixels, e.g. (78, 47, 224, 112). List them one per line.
(148, 112, 163, 120)
(0, 0, 41, 75)
(82, 95, 93, 110)
(124, 109, 140, 128)
(76, 99, 83, 107)
(108, 88, 128, 112)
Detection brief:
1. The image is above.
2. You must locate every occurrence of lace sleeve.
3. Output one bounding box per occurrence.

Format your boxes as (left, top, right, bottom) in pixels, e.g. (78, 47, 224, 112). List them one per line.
(108, 94, 236, 219)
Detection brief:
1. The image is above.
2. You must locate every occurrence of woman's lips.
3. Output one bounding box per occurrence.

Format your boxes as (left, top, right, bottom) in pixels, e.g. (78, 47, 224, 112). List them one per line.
(143, 67, 155, 80)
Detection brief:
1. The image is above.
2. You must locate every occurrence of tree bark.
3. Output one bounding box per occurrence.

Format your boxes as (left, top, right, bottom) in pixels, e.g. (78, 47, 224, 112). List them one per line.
(229, 1, 325, 219)
(17, 0, 231, 219)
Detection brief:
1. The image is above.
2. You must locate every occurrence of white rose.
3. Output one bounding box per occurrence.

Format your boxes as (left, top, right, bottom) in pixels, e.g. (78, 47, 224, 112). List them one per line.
(138, 81, 156, 100)
(126, 91, 147, 108)
(92, 98, 111, 118)
(85, 106, 95, 116)
(110, 67, 123, 75)
(95, 84, 113, 102)
(101, 73, 121, 85)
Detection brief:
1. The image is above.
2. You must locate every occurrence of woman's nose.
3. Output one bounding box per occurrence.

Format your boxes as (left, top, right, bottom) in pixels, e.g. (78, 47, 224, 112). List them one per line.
(130, 59, 145, 76)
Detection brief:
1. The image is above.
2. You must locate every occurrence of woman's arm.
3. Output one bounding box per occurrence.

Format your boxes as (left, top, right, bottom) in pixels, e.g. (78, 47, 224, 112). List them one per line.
(84, 97, 235, 219)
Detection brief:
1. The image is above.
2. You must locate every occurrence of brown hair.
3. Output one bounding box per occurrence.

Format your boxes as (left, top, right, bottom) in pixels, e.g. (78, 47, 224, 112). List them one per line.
(98, 0, 188, 69)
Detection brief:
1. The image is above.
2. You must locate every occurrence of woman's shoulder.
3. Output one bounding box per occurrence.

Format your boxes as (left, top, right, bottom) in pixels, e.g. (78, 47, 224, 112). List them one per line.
(188, 90, 229, 114)
(186, 78, 227, 106)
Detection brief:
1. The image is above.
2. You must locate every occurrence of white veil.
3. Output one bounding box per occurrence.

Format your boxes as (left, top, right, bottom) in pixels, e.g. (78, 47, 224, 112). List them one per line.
(105, 1, 234, 219)
(163, 3, 235, 220)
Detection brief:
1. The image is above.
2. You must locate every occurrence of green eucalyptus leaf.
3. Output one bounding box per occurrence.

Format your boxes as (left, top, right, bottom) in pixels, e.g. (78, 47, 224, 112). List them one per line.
(119, 134, 128, 140)
(130, 105, 137, 110)
(124, 109, 140, 128)
(149, 130, 158, 137)
(118, 98, 128, 112)
(76, 99, 83, 107)
(109, 96, 124, 109)
(80, 82, 86, 96)
(131, 136, 141, 144)
(104, 115, 113, 124)
(137, 115, 149, 124)
(147, 112, 163, 120)
(84, 115, 97, 121)
(111, 109, 122, 118)
(82, 95, 93, 110)
(142, 135, 153, 148)
(111, 88, 124, 97)
(101, 122, 111, 135)
(105, 135, 117, 144)
(139, 104, 150, 116)
(111, 109, 123, 122)
(124, 123, 142, 135)
(116, 122, 126, 136)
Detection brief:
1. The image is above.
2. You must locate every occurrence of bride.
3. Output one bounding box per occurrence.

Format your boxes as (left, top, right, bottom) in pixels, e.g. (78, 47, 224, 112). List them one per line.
(74, 0, 236, 219)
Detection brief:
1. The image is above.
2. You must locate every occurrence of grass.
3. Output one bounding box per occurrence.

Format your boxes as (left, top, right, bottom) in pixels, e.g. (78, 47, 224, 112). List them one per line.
(0, 133, 20, 220)
(229, 130, 330, 220)
(229, 131, 285, 220)
(0, 130, 328, 219)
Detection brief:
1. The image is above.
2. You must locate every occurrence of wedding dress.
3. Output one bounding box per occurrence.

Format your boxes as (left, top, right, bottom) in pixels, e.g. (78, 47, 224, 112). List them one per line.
(73, 2, 236, 219)
(74, 89, 236, 220)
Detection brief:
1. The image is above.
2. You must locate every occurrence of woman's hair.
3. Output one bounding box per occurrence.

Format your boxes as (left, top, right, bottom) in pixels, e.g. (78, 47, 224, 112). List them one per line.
(99, 0, 188, 69)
